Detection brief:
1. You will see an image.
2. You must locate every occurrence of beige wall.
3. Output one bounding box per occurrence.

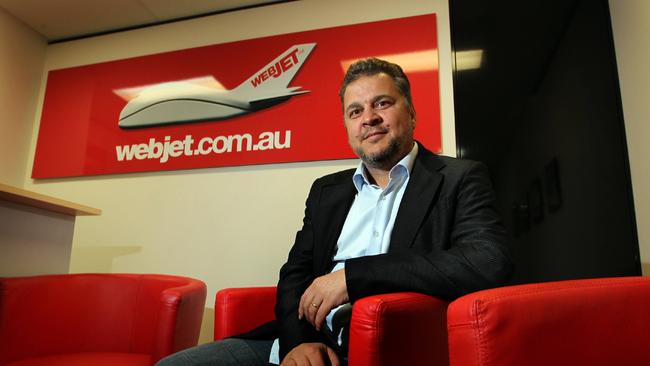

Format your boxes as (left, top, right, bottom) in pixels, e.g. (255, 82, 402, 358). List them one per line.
(21, 0, 455, 343)
(610, 0, 650, 274)
(0, 7, 46, 187)
(0, 201, 75, 276)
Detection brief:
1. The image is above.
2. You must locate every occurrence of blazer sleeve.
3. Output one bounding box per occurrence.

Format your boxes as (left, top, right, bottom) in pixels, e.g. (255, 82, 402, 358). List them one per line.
(275, 179, 329, 359)
(344, 160, 512, 302)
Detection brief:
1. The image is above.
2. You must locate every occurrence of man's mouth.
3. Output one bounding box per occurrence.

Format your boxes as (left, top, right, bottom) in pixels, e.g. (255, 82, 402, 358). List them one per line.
(363, 128, 388, 140)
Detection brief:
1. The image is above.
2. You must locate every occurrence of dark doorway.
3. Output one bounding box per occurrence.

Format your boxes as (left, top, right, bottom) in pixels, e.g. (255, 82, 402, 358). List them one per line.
(449, 0, 640, 283)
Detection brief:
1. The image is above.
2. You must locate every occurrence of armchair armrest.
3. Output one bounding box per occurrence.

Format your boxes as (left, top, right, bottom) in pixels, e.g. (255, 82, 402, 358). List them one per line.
(215, 287, 277, 340)
(153, 278, 207, 363)
(349, 292, 449, 366)
(213, 288, 449, 366)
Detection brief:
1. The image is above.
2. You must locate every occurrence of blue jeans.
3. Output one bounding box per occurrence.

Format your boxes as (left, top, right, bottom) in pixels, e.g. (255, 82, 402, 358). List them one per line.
(156, 338, 275, 366)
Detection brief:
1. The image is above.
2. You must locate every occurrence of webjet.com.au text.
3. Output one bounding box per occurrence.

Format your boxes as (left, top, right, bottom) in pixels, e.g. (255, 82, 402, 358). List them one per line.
(115, 130, 291, 163)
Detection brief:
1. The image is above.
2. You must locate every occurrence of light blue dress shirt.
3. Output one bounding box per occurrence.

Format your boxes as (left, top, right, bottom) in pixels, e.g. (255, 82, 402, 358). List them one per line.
(270, 143, 418, 363)
(331, 142, 418, 271)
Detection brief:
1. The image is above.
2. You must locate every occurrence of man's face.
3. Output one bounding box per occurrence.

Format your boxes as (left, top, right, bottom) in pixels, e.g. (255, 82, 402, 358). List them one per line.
(342, 73, 415, 168)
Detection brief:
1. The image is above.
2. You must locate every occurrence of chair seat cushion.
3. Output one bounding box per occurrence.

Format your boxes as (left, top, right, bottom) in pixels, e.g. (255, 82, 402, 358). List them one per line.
(7, 352, 151, 366)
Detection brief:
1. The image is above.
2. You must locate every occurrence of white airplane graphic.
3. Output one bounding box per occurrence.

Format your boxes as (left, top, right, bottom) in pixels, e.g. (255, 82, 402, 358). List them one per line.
(115, 43, 316, 128)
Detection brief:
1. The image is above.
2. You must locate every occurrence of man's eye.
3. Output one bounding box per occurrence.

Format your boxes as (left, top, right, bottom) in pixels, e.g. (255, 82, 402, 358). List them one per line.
(375, 99, 392, 109)
(349, 109, 361, 118)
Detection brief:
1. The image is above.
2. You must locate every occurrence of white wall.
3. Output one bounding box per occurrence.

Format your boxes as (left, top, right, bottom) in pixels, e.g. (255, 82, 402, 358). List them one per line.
(0, 7, 46, 187)
(609, 0, 650, 274)
(21, 0, 455, 343)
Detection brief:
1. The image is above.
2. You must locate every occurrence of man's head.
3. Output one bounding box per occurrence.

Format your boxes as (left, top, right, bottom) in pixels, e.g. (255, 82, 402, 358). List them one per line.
(340, 58, 416, 170)
(339, 58, 415, 116)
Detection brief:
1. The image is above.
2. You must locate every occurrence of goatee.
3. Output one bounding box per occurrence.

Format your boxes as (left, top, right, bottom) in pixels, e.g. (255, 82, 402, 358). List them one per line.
(356, 138, 401, 169)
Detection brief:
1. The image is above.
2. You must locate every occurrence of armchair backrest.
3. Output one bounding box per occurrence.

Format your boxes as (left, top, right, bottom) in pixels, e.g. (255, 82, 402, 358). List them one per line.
(214, 286, 276, 340)
(0, 273, 206, 365)
(447, 276, 650, 366)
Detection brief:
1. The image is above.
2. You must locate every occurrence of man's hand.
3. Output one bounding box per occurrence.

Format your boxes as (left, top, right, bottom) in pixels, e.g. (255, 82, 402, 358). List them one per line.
(280, 343, 341, 366)
(298, 269, 349, 331)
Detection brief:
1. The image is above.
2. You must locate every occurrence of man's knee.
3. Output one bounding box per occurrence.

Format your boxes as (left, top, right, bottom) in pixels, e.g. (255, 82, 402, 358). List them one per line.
(155, 348, 196, 366)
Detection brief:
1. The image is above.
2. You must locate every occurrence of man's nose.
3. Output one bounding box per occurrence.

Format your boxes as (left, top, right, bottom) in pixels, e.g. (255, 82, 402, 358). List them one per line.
(362, 110, 382, 126)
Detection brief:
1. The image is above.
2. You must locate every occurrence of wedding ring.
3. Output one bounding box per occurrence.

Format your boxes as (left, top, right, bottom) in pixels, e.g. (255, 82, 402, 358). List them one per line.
(311, 303, 319, 308)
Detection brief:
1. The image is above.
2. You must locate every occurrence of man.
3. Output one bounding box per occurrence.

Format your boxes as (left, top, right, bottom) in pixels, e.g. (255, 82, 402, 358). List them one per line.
(157, 58, 512, 366)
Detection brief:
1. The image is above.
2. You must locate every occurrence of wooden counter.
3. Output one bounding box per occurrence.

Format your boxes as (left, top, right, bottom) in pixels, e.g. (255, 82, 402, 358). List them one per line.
(0, 182, 101, 277)
(0, 183, 101, 216)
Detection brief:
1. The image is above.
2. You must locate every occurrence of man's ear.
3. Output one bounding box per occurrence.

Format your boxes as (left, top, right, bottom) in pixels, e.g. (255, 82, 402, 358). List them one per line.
(410, 109, 417, 129)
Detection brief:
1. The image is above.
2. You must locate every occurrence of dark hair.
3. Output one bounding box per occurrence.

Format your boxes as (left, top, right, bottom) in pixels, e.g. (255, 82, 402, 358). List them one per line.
(339, 58, 415, 115)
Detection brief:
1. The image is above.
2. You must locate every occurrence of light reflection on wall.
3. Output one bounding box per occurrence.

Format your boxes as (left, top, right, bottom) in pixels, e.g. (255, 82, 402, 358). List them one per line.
(340, 50, 439, 72)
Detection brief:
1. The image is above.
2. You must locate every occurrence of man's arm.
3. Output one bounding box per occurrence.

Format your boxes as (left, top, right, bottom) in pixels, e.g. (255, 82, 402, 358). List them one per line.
(298, 269, 348, 331)
(345, 160, 512, 302)
(275, 179, 331, 360)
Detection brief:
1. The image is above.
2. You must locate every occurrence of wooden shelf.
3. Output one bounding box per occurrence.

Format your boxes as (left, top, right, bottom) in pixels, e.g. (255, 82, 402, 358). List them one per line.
(0, 183, 101, 216)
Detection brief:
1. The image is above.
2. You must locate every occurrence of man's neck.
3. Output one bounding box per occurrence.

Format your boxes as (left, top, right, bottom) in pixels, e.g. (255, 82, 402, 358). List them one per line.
(362, 141, 416, 189)
(364, 165, 391, 189)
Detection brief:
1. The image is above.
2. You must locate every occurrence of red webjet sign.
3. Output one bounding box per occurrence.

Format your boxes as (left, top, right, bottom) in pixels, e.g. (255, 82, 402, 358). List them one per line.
(32, 14, 440, 178)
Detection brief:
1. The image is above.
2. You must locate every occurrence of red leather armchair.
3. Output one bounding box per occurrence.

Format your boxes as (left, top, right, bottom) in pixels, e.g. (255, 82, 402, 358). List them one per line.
(0, 273, 207, 366)
(215, 287, 449, 366)
(447, 276, 650, 366)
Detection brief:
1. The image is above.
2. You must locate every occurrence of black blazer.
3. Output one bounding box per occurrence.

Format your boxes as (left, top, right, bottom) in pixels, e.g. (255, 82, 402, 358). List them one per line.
(244, 144, 512, 358)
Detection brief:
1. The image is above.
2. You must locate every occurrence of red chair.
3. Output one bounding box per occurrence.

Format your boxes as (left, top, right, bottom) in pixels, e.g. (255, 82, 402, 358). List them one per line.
(447, 276, 650, 366)
(0, 273, 207, 366)
(215, 287, 449, 366)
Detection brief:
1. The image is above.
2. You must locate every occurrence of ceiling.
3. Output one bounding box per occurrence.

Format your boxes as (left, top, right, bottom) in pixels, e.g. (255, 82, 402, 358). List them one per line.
(0, 0, 287, 42)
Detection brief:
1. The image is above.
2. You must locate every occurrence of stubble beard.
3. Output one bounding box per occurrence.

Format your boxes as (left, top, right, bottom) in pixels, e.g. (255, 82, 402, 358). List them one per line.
(355, 137, 402, 170)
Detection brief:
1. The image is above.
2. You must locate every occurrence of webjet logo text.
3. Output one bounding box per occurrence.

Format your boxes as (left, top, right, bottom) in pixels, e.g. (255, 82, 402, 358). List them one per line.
(116, 130, 291, 163)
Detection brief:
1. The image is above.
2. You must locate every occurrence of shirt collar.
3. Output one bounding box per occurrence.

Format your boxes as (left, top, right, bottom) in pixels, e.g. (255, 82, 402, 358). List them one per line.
(352, 142, 419, 192)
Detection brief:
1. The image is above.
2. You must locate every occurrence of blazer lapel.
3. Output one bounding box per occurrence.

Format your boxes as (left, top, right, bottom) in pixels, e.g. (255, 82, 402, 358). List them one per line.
(389, 146, 445, 251)
(316, 176, 356, 274)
